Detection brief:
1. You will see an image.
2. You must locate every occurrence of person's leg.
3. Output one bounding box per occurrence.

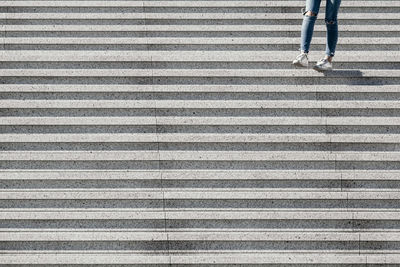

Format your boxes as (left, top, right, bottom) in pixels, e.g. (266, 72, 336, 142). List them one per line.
(300, 0, 322, 54)
(293, 0, 321, 67)
(325, 0, 341, 61)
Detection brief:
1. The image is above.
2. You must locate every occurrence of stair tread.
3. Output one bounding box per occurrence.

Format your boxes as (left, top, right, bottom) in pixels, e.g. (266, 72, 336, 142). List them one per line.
(3, 37, 400, 45)
(2, 50, 399, 61)
(3, 231, 396, 241)
(1, 133, 400, 144)
(3, 12, 400, 20)
(1, 68, 399, 77)
(0, 253, 394, 265)
(1, 0, 399, 7)
(2, 150, 400, 161)
(1, 84, 399, 92)
(1, 170, 399, 180)
(2, 99, 399, 108)
(4, 24, 400, 32)
(0, 190, 399, 199)
(3, 116, 400, 126)
(2, 210, 399, 220)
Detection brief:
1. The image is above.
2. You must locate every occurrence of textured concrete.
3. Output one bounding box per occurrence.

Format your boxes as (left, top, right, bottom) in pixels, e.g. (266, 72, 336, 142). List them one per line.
(1, 0, 400, 265)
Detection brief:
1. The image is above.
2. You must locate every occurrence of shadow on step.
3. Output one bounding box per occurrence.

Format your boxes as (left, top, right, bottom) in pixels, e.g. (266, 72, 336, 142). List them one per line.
(324, 70, 364, 77)
(322, 70, 386, 85)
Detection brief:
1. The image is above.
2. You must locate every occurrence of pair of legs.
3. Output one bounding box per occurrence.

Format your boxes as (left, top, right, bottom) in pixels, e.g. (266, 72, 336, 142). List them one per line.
(301, 0, 341, 62)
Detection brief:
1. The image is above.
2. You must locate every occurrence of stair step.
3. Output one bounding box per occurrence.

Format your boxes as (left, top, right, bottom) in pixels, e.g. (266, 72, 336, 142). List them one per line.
(1, 84, 399, 92)
(1, 50, 398, 61)
(3, 13, 400, 20)
(2, 231, 393, 241)
(1, 1, 399, 7)
(1, 190, 399, 200)
(1, 170, 399, 181)
(2, 151, 400, 161)
(3, 116, 400, 126)
(4, 24, 400, 32)
(2, 210, 399, 220)
(1, 133, 400, 143)
(0, 253, 395, 265)
(3, 37, 400, 45)
(0, 69, 399, 78)
(2, 100, 399, 109)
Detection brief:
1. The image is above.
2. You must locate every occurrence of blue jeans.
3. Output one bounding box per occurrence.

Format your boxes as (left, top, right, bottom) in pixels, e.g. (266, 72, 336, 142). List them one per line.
(300, 0, 341, 57)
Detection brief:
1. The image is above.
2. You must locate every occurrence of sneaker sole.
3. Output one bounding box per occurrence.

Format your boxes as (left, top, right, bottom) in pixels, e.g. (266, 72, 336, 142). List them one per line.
(292, 61, 308, 68)
(313, 65, 332, 72)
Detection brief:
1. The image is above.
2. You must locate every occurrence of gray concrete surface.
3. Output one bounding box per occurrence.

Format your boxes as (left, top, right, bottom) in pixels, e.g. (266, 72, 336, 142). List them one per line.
(1, 0, 400, 265)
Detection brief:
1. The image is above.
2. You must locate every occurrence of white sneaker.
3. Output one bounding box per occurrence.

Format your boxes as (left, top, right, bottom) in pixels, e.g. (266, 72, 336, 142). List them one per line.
(313, 58, 333, 72)
(292, 53, 309, 67)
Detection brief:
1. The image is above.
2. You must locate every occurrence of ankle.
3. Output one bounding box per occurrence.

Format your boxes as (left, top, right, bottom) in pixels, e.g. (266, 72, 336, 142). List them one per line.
(325, 56, 333, 63)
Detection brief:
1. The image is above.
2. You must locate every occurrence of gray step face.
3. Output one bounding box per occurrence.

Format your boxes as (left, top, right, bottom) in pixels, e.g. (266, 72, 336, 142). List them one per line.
(1, 0, 400, 266)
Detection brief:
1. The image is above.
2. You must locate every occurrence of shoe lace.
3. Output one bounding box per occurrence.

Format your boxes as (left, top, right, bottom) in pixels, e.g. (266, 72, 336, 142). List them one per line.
(297, 53, 307, 60)
(318, 58, 328, 65)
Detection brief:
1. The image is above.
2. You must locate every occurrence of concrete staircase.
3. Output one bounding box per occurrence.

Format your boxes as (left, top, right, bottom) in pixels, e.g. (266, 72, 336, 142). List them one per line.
(1, 0, 400, 265)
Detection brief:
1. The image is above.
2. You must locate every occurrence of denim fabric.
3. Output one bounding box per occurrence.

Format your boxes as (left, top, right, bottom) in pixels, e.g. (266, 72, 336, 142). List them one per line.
(300, 0, 341, 56)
